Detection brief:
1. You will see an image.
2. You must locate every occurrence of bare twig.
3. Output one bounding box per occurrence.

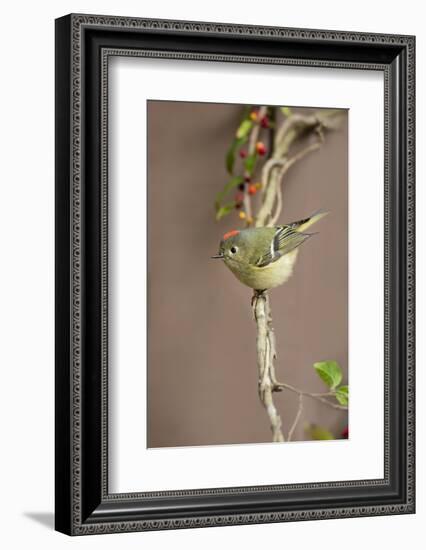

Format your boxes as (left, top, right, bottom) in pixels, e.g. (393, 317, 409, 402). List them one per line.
(270, 184, 283, 228)
(253, 292, 284, 442)
(260, 158, 286, 190)
(287, 394, 303, 441)
(269, 141, 322, 225)
(282, 140, 322, 173)
(312, 396, 348, 411)
(255, 166, 281, 227)
(275, 381, 348, 411)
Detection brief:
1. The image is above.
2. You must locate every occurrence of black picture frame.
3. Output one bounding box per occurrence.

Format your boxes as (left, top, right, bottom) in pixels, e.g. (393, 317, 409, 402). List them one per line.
(55, 13, 415, 535)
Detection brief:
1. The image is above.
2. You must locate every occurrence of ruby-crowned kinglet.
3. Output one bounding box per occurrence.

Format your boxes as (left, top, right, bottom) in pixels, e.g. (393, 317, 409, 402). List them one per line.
(212, 210, 328, 291)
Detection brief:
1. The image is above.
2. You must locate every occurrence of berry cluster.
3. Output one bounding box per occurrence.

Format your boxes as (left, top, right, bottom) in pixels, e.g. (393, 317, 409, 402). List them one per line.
(234, 182, 262, 206)
(215, 106, 271, 224)
(234, 109, 269, 223)
(250, 109, 270, 129)
(234, 180, 262, 224)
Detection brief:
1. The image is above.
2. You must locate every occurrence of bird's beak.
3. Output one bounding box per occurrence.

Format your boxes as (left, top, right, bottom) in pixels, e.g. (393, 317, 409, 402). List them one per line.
(211, 254, 224, 259)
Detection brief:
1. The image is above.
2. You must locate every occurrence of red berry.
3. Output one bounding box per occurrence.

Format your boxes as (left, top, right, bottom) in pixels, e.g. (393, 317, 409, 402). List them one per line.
(248, 184, 257, 196)
(239, 149, 247, 158)
(341, 426, 349, 439)
(256, 141, 266, 155)
(260, 115, 269, 128)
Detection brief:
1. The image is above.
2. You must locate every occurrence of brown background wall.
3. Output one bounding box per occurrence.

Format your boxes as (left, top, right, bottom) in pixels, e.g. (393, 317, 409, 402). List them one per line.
(147, 101, 348, 447)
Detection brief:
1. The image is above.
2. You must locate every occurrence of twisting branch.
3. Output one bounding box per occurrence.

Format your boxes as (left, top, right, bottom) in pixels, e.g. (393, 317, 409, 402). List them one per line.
(256, 164, 282, 227)
(269, 141, 322, 225)
(270, 185, 283, 231)
(216, 106, 345, 441)
(253, 292, 284, 442)
(250, 108, 344, 441)
(256, 111, 341, 228)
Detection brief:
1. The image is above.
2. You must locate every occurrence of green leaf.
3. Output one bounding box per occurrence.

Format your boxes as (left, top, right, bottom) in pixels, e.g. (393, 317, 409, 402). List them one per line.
(225, 136, 247, 175)
(306, 424, 334, 441)
(280, 106, 292, 117)
(216, 201, 236, 221)
(215, 176, 244, 210)
(313, 360, 342, 389)
(225, 143, 237, 175)
(225, 175, 245, 190)
(244, 153, 257, 175)
(335, 385, 349, 406)
(236, 119, 253, 139)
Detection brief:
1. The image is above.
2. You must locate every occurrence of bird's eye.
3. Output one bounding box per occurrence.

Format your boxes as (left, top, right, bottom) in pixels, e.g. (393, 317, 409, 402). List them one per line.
(230, 246, 238, 254)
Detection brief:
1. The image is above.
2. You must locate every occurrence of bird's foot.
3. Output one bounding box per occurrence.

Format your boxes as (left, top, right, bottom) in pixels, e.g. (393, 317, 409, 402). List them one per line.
(251, 289, 266, 307)
(251, 289, 267, 319)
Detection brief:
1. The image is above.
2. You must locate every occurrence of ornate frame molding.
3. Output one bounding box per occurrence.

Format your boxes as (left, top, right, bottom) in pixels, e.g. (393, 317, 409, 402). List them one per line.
(55, 14, 415, 535)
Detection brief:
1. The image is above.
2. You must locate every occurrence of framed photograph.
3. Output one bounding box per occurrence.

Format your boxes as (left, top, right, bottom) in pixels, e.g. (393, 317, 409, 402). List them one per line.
(55, 14, 415, 535)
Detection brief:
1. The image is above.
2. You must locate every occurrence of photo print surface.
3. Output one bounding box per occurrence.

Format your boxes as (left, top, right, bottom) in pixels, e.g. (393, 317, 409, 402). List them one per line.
(147, 101, 348, 448)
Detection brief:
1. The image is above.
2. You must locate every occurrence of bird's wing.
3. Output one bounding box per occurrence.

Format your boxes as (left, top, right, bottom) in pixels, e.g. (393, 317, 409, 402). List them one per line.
(255, 225, 311, 267)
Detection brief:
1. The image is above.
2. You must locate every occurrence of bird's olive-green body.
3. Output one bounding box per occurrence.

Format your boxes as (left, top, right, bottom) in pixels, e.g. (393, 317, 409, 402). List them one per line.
(226, 243, 299, 290)
(213, 211, 327, 291)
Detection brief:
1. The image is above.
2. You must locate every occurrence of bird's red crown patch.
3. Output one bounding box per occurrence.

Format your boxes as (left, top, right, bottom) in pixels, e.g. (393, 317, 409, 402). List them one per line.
(223, 230, 240, 241)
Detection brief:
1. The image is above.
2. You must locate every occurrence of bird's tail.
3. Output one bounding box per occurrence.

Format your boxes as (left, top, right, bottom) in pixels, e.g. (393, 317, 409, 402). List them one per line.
(294, 209, 329, 233)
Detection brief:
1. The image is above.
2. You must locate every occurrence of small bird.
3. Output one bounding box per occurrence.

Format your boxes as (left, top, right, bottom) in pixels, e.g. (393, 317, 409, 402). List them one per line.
(212, 211, 328, 291)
